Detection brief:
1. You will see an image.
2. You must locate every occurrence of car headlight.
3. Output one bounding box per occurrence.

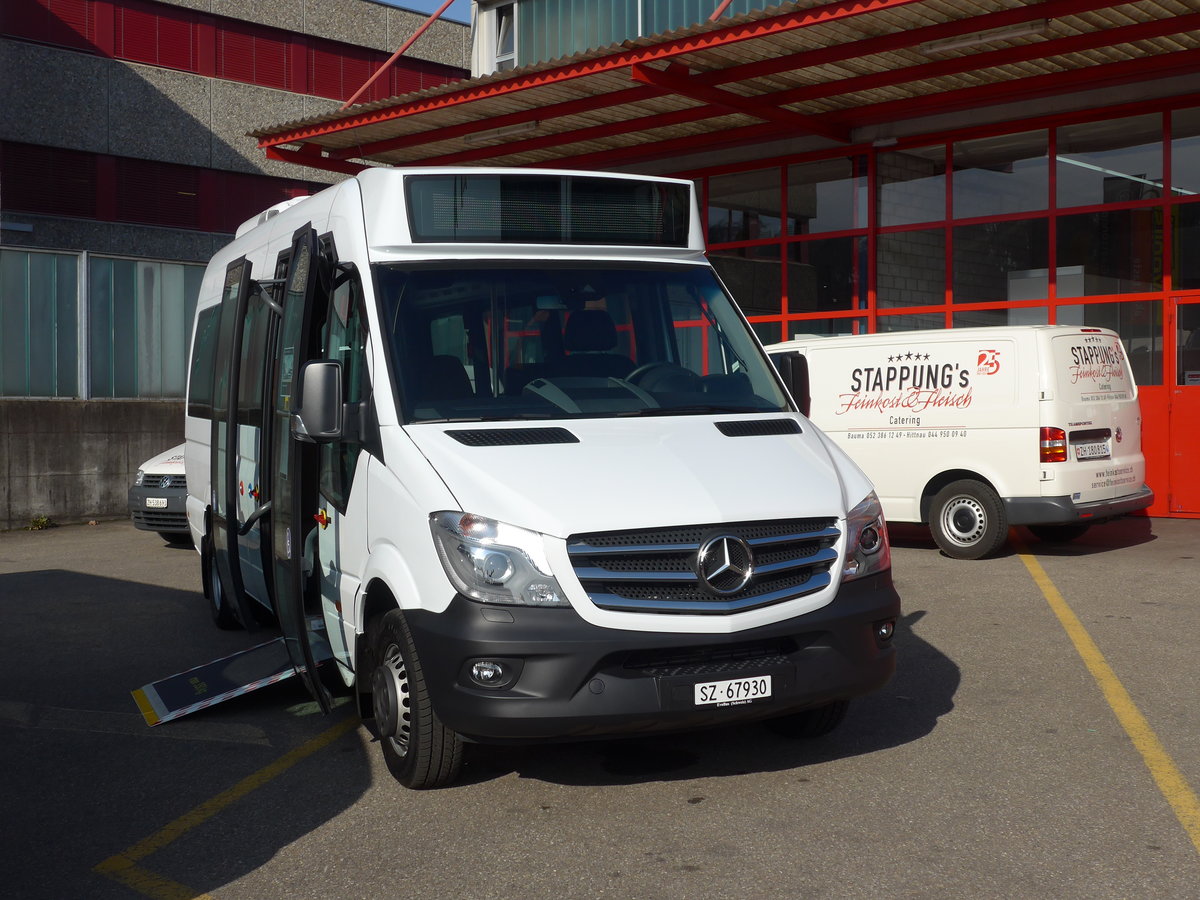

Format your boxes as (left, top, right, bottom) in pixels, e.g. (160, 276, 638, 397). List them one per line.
(134, 469, 146, 486)
(843, 491, 891, 581)
(430, 512, 569, 607)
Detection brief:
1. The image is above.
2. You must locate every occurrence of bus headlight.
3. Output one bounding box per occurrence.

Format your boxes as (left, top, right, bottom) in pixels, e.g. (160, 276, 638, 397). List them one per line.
(430, 512, 569, 607)
(843, 492, 891, 581)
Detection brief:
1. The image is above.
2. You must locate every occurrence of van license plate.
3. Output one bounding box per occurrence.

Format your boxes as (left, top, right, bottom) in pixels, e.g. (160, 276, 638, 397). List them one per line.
(1075, 442, 1110, 461)
(145, 497, 168, 509)
(694, 675, 772, 706)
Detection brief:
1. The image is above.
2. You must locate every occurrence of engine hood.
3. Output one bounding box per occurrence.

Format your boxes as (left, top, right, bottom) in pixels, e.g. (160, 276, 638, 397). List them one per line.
(402, 416, 860, 538)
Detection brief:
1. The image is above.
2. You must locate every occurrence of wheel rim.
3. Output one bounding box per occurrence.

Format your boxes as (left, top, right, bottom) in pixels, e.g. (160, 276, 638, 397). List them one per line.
(373, 642, 412, 758)
(940, 496, 986, 547)
(210, 559, 224, 617)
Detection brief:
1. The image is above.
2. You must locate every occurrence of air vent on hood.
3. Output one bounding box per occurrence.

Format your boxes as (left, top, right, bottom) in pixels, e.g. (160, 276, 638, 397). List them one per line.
(715, 419, 802, 437)
(446, 427, 580, 447)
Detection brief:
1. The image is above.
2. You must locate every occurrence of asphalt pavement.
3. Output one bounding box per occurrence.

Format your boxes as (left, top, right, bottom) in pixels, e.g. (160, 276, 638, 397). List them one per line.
(1, 516, 1197, 899)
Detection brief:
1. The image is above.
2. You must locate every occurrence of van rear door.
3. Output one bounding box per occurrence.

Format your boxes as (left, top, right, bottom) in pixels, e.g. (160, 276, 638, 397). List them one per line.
(1046, 329, 1146, 506)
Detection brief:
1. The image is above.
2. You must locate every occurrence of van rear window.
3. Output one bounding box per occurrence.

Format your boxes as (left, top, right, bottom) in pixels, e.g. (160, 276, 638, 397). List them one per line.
(1053, 334, 1134, 401)
(405, 174, 690, 247)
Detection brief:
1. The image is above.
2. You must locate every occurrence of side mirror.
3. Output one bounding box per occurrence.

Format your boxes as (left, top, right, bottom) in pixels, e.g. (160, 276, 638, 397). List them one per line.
(771, 351, 811, 418)
(293, 360, 343, 442)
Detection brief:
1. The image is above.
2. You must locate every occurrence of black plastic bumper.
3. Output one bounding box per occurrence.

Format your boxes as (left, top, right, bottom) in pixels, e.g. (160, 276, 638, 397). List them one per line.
(404, 572, 901, 744)
(127, 485, 189, 533)
(1004, 484, 1154, 526)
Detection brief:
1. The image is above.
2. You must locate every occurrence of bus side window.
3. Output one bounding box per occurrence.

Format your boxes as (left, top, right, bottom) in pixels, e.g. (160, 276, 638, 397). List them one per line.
(187, 306, 221, 419)
(318, 269, 368, 513)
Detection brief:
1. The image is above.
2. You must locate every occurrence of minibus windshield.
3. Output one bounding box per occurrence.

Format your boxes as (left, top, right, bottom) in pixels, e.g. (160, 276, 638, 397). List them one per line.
(375, 261, 791, 424)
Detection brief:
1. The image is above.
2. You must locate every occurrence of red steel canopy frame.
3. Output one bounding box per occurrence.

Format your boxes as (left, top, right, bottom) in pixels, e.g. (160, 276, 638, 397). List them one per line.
(252, 0, 1200, 176)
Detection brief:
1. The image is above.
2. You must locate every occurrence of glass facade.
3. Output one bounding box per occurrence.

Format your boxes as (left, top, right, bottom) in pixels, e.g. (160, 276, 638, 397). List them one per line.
(702, 105, 1200, 387)
(0, 248, 203, 398)
(0, 250, 78, 397)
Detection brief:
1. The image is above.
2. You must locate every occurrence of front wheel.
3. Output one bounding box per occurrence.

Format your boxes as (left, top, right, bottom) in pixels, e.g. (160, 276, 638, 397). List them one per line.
(369, 609, 463, 790)
(929, 479, 1008, 560)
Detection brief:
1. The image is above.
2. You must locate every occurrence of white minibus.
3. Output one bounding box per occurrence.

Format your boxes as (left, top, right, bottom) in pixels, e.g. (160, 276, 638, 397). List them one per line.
(185, 168, 900, 787)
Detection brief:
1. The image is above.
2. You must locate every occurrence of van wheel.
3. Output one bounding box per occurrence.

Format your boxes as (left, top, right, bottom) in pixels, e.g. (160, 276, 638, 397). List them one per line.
(929, 480, 1008, 560)
(208, 553, 240, 629)
(766, 699, 850, 738)
(1028, 523, 1091, 543)
(369, 609, 463, 790)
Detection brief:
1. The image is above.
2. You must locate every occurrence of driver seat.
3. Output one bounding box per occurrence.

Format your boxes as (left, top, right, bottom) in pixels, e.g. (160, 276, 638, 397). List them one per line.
(551, 309, 634, 379)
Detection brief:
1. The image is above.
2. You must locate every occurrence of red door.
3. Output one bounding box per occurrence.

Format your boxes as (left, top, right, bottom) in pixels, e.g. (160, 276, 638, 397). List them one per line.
(1168, 298, 1200, 515)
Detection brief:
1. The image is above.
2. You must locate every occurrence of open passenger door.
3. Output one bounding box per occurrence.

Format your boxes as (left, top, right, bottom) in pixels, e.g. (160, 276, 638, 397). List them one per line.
(208, 259, 262, 632)
(269, 225, 335, 713)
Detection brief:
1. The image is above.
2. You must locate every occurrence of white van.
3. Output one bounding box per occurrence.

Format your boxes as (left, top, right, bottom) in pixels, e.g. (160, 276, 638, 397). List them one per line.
(128, 444, 189, 540)
(766, 326, 1153, 560)
(184, 167, 899, 788)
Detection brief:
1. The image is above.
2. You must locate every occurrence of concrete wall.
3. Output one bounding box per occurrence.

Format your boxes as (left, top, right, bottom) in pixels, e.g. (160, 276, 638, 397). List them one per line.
(0, 400, 183, 532)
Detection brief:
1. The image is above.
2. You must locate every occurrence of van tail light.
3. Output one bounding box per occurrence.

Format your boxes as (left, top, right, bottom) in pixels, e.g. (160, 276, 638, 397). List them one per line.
(1040, 427, 1067, 463)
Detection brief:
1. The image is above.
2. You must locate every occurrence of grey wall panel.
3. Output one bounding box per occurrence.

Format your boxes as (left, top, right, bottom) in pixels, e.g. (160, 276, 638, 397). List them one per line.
(108, 64, 215, 168)
(210, 81, 341, 182)
(0, 44, 110, 152)
(0, 216, 230, 262)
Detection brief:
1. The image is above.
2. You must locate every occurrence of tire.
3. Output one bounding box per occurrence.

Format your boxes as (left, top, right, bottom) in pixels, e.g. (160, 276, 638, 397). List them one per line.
(208, 552, 240, 630)
(929, 479, 1008, 560)
(369, 609, 463, 789)
(766, 699, 850, 739)
(1028, 523, 1091, 544)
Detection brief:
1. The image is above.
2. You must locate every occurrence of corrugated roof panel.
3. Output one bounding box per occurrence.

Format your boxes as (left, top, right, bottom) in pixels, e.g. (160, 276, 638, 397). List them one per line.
(251, 0, 1200, 172)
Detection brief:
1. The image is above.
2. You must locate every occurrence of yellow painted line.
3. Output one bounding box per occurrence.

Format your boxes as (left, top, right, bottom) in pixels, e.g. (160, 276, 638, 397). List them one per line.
(93, 716, 359, 899)
(1016, 541, 1200, 855)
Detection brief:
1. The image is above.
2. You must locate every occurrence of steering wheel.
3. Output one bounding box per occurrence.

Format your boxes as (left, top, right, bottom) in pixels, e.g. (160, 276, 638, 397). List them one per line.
(625, 362, 701, 393)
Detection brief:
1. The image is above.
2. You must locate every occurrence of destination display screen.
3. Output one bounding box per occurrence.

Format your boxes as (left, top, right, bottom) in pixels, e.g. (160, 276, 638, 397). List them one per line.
(406, 173, 690, 247)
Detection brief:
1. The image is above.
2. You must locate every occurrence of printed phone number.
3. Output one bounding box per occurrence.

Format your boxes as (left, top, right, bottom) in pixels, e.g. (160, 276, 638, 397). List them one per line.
(847, 429, 968, 440)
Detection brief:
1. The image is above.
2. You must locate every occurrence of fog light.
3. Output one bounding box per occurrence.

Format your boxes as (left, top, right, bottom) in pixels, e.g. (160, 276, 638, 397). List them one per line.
(874, 619, 895, 642)
(470, 660, 506, 686)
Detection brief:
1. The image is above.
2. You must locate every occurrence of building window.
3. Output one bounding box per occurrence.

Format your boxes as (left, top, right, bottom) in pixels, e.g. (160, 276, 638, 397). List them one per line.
(787, 156, 867, 234)
(0, 250, 79, 397)
(952, 219, 1049, 305)
(708, 168, 781, 242)
(1056, 115, 1164, 208)
(952, 131, 1048, 219)
(877, 228, 946, 308)
(87, 257, 203, 398)
(474, 1, 516, 74)
(786, 236, 864, 315)
(1170, 108, 1200, 196)
(878, 146, 947, 227)
(1056, 209, 1162, 297)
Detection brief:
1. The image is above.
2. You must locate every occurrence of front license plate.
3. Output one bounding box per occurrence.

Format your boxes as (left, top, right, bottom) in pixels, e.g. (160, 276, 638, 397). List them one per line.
(145, 497, 168, 509)
(1075, 441, 1110, 461)
(694, 675, 772, 707)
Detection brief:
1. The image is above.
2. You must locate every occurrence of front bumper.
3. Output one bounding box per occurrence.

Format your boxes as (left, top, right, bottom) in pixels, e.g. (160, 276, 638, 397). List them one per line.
(404, 572, 900, 743)
(128, 485, 189, 533)
(1004, 484, 1154, 526)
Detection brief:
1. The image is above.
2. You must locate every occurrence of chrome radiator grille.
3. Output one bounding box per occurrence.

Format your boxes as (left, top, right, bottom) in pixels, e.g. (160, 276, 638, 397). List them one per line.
(566, 518, 840, 615)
